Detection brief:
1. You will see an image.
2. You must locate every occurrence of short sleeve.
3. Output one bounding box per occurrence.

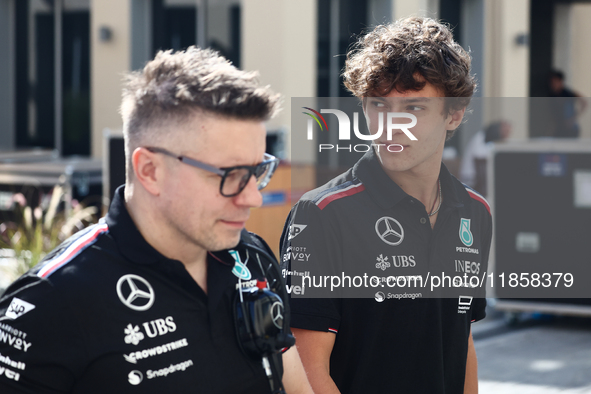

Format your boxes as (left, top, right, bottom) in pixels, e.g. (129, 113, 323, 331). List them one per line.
(0, 276, 84, 393)
(279, 200, 342, 332)
(471, 207, 493, 323)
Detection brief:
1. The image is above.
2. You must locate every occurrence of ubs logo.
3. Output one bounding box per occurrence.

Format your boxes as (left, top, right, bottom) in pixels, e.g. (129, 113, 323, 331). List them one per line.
(124, 316, 178, 346)
(375, 217, 404, 246)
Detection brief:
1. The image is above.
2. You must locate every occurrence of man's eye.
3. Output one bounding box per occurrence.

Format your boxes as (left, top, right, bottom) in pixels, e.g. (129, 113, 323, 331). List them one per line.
(371, 101, 386, 108)
(406, 105, 424, 111)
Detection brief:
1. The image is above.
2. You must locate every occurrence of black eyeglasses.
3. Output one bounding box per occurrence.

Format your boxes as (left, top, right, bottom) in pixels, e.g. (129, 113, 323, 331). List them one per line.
(144, 147, 279, 197)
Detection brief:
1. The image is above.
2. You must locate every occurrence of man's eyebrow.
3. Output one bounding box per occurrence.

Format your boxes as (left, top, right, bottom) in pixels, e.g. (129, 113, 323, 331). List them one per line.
(368, 97, 434, 104)
(367, 97, 388, 103)
(398, 97, 433, 104)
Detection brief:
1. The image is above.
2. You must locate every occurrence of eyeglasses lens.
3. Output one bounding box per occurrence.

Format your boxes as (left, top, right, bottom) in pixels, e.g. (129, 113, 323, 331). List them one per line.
(222, 168, 249, 196)
(221, 160, 276, 197)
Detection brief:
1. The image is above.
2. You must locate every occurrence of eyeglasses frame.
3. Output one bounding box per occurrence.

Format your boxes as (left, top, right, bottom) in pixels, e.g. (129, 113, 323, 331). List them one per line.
(144, 146, 279, 197)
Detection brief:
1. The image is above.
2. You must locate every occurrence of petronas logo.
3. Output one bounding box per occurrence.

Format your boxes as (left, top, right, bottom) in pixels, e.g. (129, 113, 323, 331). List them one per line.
(459, 218, 474, 247)
(229, 250, 252, 280)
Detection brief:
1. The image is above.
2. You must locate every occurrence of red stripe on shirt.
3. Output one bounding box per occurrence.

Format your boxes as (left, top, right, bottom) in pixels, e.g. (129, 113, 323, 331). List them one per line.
(466, 189, 491, 215)
(38, 224, 108, 278)
(317, 184, 365, 210)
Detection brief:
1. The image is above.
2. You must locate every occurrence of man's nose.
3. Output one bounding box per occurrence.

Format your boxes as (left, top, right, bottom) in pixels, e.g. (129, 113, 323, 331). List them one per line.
(233, 175, 263, 208)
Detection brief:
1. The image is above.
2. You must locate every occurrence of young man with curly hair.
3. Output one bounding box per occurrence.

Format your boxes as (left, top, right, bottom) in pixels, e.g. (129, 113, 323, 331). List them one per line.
(281, 17, 492, 393)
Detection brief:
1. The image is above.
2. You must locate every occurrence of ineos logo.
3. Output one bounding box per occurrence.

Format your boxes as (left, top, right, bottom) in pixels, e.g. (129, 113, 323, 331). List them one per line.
(375, 217, 404, 246)
(117, 275, 155, 311)
(270, 301, 284, 329)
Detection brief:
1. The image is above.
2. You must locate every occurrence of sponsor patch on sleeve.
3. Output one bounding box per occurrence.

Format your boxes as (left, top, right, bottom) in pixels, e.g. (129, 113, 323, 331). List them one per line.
(5, 298, 36, 320)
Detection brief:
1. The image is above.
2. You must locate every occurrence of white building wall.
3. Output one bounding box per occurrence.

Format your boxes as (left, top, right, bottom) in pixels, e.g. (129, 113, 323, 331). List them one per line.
(242, 0, 317, 164)
(90, 0, 131, 158)
(393, 0, 438, 20)
(483, 0, 530, 140)
(570, 3, 591, 139)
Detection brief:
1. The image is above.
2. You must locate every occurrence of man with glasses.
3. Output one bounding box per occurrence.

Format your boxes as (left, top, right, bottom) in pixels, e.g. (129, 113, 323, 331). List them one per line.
(0, 47, 312, 394)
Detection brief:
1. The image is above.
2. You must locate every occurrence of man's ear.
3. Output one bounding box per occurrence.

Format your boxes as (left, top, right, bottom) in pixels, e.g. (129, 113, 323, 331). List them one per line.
(446, 107, 466, 131)
(132, 147, 162, 196)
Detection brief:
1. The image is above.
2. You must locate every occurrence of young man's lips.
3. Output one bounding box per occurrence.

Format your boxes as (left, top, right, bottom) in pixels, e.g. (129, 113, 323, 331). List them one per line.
(376, 141, 409, 148)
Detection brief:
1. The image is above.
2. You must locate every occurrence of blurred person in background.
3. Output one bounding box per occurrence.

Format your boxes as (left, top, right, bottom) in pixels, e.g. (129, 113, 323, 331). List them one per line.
(548, 69, 587, 138)
(460, 120, 512, 196)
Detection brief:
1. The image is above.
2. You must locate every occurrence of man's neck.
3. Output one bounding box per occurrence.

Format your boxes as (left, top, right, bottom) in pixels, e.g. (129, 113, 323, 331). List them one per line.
(125, 195, 209, 293)
(383, 156, 442, 213)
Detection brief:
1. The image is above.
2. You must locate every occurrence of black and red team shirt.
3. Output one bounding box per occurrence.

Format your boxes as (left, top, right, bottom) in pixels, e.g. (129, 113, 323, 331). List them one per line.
(0, 186, 288, 394)
(280, 149, 492, 394)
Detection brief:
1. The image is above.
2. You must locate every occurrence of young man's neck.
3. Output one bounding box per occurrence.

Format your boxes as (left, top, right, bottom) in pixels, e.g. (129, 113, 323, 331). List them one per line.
(382, 154, 443, 214)
(387, 165, 440, 207)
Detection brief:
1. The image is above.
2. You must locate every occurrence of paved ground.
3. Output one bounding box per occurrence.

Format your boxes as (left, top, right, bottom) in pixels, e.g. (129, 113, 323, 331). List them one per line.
(474, 308, 591, 393)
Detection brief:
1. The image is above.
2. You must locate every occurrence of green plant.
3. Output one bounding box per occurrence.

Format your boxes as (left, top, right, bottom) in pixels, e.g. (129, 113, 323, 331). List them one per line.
(0, 185, 98, 283)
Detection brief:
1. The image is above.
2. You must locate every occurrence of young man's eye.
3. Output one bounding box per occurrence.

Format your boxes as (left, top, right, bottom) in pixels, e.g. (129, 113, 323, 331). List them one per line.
(406, 105, 424, 111)
(371, 101, 386, 108)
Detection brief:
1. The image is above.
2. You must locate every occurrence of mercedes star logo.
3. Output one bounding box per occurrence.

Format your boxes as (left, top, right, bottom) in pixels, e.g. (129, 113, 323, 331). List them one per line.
(116, 274, 155, 311)
(271, 301, 284, 329)
(375, 217, 404, 246)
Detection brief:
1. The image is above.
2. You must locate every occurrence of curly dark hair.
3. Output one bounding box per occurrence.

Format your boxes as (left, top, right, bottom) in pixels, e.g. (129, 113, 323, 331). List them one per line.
(343, 17, 476, 139)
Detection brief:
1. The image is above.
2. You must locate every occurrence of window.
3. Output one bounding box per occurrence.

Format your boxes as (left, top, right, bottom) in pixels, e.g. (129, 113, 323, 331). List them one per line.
(14, 0, 91, 156)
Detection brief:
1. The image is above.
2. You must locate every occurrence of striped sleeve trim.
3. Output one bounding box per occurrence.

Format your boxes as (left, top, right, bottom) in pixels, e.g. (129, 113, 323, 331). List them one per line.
(37, 223, 109, 278)
(465, 187, 491, 215)
(313, 180, 365, 210)
(328, 327, 338, 334)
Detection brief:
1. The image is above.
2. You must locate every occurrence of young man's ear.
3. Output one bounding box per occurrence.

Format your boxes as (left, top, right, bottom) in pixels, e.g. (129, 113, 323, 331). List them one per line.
(132, 147, 163, 196)
(446, 108, 466, 131)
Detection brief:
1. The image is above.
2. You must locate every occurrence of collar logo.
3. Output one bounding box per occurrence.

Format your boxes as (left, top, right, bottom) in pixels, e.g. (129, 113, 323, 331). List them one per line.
(459, 218, 474, 247)
(271, 301, 284, 329)
(375, 217, 404, 246)
(229, 250, 252, 280)
(116, 274, 155, 311)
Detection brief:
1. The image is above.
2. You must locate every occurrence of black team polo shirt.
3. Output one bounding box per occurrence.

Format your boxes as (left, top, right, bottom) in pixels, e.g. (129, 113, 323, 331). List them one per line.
(0, 186, 285, 394)
(280, 149, 492, 393)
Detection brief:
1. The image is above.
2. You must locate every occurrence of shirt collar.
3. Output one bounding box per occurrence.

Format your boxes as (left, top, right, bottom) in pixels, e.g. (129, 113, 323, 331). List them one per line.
(105, 186, 167, 265)
(105, 186, 263, 266)
(439, 162, 465, 210)
(352, 148, 465, 210)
